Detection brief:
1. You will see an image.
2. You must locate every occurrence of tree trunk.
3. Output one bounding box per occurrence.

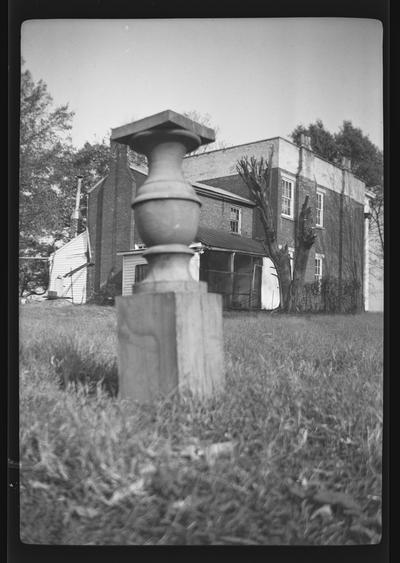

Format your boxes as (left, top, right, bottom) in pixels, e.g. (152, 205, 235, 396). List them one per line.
(286, 195, 316, 312)
(275, 250, 292, 311)
(287, 245, 310, 312)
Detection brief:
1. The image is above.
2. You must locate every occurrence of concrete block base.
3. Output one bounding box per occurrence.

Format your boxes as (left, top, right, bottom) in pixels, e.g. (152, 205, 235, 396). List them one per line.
(116, 290, 225, 403)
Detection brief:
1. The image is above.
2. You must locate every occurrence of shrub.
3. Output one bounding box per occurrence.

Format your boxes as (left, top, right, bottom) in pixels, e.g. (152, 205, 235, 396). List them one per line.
(297, 276, 362, 313)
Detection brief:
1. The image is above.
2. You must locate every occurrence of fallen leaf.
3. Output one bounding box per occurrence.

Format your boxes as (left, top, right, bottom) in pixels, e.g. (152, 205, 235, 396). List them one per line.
(288, 484, 307, 499)
(300, 477, 308, 489)
(29, 480, 51, 490)
(107, 478, 146, 505)
(139, 462, 157, 480)
(71, 505, 99, 519)
(310, 504, 334, 521)
(312, 490, 361, 512)
(340, 437, 357, 445)
(180, 445, 204, 461)
(298, 428, 308, 447)
(204, 441, 236, 465)
(171, 496, 192, 511)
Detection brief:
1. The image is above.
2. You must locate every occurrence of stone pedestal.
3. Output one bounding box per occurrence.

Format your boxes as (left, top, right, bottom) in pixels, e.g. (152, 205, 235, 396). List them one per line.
(116, 287, 224, 402)
(111, 110, 225, 403)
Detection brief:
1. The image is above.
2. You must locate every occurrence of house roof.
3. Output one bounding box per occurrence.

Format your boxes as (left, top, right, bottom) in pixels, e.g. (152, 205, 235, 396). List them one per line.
(192, 182, 254, 206)
(86, 165, 251, 206)
(86, 176, 107, 194)
(195, 226, 266, 255)
(117, 228, 266, 256)
(50, 230, 88, 257)
(129, 163, 148, 176)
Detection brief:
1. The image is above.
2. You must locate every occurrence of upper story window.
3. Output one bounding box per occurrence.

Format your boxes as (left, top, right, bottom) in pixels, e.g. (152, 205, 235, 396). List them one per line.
(316, 190, 324, 227)
(281, 177, 294, 218)
(230, 206, 242, 234)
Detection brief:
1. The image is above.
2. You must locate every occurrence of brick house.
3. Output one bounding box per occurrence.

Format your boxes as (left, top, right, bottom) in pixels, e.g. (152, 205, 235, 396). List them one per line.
(86, 134, 373, 310)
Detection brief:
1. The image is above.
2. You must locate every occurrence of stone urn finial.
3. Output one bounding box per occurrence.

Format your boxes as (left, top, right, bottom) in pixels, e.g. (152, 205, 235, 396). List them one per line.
(111, 110, 215, 289)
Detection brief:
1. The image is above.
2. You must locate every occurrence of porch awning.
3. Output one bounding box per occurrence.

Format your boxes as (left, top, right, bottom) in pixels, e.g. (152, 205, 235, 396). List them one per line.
(195, 226, 266, 255)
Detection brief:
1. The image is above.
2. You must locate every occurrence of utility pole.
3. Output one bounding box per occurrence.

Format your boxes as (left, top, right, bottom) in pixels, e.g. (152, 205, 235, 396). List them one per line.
(70, 175, 83, 238)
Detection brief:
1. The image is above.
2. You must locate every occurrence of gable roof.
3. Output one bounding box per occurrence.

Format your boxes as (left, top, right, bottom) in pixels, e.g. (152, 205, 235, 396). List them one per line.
(193, 182, 254, 206)
(86, 176, 107, 194)
(85, 164, 254, 205)
(50, 230, 88, 257)
(129, 163, 148, 176)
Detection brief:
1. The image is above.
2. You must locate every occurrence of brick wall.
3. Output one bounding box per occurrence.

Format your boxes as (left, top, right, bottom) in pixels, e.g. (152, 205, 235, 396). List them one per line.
(87, 138, 365, 299)
(131, 170, 147, 246)
(183, 138, 279, 182)
(200, 165, 365, 287)
(87, 143, 135, 297)
(199, 195, 253, 238)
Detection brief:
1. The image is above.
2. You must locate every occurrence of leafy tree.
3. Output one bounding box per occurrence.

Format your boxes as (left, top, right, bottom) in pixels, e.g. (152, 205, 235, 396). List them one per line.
(290, 119, 384, 258)
(69, 140, 112, 230)
(334, 121, 383, 189)
(290, 119, 383, 189)
(72, 141, 110, 186)
(19, 61, 75, 256)
(291, 119, 339, 163)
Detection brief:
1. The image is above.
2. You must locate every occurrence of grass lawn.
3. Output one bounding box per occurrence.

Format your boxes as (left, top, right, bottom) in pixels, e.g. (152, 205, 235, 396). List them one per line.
(19, 302, 383, 545)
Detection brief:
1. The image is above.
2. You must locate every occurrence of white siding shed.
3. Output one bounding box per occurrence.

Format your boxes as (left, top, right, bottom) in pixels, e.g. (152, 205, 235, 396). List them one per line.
(48, 231, 90, 304)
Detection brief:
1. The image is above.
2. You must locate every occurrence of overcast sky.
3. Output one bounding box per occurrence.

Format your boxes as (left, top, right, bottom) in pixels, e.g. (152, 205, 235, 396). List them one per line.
(21, 18, 383, 150)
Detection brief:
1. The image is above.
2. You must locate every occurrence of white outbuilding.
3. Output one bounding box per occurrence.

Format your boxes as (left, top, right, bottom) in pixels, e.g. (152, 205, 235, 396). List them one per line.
(48, 230, 91, 304)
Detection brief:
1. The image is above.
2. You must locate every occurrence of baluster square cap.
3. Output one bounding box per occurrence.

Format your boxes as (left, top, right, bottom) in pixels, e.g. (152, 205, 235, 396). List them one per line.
(111, 109, 215, 147)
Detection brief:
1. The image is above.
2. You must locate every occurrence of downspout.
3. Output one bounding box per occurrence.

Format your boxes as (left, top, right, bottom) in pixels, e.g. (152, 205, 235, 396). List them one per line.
(338, 160, 347, 312)
(295, 135, 307, 252)
(363, 200, 371, 312)
(229, 252, 236, 308)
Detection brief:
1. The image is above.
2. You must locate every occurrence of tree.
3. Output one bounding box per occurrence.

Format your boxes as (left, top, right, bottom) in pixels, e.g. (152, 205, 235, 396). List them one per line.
(290, 119, 384, 263)
(291, 119, 339, 163)
(334, 121, 383, 189)
(19, 62, 75, 255)
(236, 152, 316, 312)
(183, 110, 227, 154)
(69, 140, 112, 231)
(72, 141, 110, 186)
(290, 119, 383, 189)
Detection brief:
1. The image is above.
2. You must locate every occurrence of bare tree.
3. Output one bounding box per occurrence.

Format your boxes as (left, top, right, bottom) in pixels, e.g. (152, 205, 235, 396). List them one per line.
(236, 152, 316, 312)
(369, 190, 384, 257)
(183, 110, 227, 154)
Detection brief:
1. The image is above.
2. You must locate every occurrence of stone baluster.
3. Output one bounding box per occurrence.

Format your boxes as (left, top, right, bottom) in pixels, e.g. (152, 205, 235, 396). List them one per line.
(111, 110, 225, 403)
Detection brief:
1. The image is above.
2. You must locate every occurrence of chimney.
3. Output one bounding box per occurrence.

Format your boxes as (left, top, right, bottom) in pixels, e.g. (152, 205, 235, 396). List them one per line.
(70, 175, 83, 238)
(300, 133, 312, 149)
(341, 156, 352, 170)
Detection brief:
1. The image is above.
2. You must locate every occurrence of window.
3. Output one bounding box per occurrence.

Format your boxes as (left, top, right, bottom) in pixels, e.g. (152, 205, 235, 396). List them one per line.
(316, 190, 324, 227)
(314, 254, 324, 283)
(281, 178, 294, 218)
(230, 206, 242, 234)
(135, 264, 149, 283)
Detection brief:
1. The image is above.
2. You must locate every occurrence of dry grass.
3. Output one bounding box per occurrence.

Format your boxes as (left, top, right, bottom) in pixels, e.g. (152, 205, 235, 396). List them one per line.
(19, 303, 383, 545)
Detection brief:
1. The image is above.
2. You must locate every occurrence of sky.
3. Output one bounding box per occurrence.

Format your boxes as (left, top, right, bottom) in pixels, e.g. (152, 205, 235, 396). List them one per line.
(21, 18, 383, 150)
